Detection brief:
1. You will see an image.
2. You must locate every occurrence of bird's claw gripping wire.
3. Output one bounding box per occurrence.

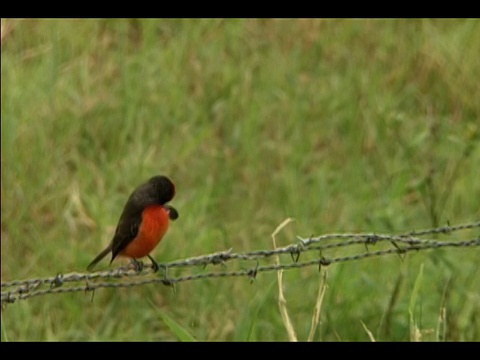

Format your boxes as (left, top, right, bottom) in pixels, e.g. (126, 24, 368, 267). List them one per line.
(131, 259, 144, 272)
(148, 255, 160, 273)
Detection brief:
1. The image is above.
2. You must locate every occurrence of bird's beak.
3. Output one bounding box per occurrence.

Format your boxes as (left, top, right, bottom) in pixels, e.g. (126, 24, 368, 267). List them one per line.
(164, 204, 179, 220)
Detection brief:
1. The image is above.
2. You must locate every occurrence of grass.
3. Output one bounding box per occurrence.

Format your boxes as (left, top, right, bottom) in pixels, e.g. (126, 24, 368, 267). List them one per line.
(1, 18, 480, 341)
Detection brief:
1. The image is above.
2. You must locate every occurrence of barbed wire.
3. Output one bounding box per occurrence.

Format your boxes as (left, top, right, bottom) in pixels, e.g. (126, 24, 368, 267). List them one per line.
(2, 221, 479, 305)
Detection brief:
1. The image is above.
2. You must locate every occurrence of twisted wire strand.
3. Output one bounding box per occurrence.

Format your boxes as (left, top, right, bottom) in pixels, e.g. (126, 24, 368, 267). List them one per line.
(2, 221, 479, 304)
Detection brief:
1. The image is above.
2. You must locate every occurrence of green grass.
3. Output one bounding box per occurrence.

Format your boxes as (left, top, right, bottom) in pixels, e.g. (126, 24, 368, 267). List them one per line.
(1, 18, 480, 341)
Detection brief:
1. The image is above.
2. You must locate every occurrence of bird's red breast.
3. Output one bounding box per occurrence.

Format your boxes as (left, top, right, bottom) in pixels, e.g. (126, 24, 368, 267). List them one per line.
(119, 205, 170, 259)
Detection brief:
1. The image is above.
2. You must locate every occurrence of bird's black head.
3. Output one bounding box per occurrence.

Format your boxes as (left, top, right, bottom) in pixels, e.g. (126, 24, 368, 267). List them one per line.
(148, 175, 176, 204)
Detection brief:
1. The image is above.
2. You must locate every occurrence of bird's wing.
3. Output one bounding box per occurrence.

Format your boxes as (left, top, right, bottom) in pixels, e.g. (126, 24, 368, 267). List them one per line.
(110, 209, 143, 261)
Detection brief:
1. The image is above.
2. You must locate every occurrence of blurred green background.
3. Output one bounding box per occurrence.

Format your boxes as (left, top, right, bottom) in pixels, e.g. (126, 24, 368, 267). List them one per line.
(1, 18, 479, 341)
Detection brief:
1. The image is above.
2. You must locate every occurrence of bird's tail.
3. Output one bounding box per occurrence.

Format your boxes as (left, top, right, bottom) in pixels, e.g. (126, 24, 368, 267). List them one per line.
(87, 245, 112, 271)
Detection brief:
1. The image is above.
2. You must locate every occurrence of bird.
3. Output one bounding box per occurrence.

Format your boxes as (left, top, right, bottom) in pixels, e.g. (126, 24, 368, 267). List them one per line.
(87, 175, 179, 272)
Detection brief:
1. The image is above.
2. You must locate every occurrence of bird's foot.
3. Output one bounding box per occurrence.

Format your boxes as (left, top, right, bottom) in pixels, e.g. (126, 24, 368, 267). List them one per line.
(131, 259, 144, 272)
(148, 255, 160, 272)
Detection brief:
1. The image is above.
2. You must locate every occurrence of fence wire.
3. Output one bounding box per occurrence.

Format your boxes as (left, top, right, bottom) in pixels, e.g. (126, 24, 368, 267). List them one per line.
(2, 221, 479, 305)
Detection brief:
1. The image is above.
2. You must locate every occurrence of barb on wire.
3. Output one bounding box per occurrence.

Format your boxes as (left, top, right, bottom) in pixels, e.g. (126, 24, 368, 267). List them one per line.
(2, 221, 479, 305)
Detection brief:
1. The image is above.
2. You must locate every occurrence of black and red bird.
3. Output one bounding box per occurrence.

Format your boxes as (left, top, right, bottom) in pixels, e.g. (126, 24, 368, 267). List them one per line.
(87, 175, 179, 272)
